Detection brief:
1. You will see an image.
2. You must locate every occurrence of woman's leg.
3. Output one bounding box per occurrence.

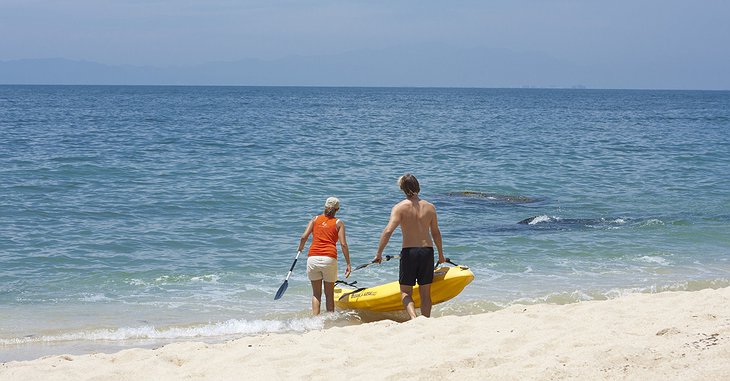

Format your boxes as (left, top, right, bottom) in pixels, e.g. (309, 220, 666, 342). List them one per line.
(323, 281, 335, 313)
(311, 279, 322, 315)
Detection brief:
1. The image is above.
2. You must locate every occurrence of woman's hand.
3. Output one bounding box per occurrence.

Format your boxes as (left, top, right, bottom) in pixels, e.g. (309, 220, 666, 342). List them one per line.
(344, 264, 352, 278)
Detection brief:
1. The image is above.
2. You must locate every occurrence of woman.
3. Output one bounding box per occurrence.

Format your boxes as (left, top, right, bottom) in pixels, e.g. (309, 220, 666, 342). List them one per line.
(298, 197, 351, 315)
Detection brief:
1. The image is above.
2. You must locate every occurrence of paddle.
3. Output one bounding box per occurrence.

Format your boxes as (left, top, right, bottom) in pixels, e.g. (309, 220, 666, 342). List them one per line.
(274, 250, 301, 300)
(354, 254, 399, 271)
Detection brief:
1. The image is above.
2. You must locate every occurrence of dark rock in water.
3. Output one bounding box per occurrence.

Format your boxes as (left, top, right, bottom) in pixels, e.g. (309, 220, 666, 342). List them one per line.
(518, 215, 542, 224)
(518, 215, 585, 225)
(517, 215, 630, 227)
(446, 191, 539, 204)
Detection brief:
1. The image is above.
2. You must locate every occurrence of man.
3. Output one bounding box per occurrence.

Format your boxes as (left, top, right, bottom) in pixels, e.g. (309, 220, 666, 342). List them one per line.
(373, 173, 445, 319)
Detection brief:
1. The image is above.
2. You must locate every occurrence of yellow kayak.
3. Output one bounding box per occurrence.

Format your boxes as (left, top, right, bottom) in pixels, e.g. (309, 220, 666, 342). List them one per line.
(334, 264, 474, 312)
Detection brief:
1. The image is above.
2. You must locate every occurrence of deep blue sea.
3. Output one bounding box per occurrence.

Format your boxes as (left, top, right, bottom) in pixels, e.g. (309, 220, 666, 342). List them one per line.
(1, 85, 729, 361)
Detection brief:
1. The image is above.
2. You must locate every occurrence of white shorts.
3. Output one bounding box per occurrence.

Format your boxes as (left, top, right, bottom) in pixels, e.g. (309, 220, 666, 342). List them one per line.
(306, 256, 338, 283)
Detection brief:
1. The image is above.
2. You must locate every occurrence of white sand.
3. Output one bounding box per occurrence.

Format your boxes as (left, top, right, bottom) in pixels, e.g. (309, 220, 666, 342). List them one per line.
(2, 287, 729, 380)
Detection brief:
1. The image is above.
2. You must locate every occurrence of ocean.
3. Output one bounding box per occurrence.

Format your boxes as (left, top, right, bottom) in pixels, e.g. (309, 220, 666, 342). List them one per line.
(1, 85, 729, 361)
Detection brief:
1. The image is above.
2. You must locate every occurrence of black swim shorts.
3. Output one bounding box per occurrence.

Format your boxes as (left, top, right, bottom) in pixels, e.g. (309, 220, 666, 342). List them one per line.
(399, 247, 435, 286)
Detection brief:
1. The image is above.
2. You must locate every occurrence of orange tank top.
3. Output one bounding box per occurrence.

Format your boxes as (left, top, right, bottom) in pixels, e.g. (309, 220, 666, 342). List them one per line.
(308, 215, 339, 259)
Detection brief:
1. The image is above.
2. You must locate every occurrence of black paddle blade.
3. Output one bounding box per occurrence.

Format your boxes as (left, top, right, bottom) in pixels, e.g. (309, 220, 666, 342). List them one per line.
(354, 261, 373, 271)
(274, 280, 288, 300)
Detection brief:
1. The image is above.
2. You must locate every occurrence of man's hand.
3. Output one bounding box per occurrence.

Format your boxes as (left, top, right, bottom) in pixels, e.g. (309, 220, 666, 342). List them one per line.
(373, 253, 382, 264)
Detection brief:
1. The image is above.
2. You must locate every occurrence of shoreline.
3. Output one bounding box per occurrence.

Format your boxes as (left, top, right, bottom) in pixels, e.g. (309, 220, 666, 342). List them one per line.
(2, 287, 729, 380)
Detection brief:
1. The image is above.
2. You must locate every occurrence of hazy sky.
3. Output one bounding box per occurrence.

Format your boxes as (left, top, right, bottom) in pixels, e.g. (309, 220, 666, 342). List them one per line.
(1, 0, 729, 88)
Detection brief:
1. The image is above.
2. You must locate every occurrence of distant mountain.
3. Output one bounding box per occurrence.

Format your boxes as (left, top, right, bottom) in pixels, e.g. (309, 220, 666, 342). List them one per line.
(1, 46, 594, 88)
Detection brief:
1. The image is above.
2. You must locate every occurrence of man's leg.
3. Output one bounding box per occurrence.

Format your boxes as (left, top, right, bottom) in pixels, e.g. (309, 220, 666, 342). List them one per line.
(323, 281, 335, 312)
(418, 283, 432, 317)
(400, 285, 417, 319)
(311, 280, 322, 315)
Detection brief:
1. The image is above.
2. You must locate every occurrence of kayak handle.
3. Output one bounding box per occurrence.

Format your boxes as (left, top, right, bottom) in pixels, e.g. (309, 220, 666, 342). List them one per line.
(335, 280, 358, 288)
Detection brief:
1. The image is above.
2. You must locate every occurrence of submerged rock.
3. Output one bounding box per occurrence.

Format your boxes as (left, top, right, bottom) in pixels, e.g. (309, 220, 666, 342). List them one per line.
(445, 191, 539, 204)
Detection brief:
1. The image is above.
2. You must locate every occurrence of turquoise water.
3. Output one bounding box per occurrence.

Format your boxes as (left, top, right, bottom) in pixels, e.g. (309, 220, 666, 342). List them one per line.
(1, 86, 729, 361)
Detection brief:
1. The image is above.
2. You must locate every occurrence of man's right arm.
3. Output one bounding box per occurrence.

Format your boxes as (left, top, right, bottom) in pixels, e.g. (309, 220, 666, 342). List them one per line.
(430, 208, 445, 263)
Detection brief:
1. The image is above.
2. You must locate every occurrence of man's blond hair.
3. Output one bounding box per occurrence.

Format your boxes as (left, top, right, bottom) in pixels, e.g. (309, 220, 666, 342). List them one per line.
(398, 173, 420, 197)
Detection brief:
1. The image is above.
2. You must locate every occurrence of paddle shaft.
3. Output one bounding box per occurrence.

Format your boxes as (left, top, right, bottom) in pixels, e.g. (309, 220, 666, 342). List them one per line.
(283, 250, 302, 281)
(354, 254, 398, 271)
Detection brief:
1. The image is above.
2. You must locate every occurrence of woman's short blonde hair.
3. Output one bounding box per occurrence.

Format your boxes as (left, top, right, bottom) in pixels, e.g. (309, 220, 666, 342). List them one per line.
(324, 197, 340, 217)
(324, 197, 340, 209)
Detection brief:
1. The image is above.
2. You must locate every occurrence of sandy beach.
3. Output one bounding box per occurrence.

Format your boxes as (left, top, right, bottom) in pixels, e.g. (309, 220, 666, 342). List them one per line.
(2, 287, 729, 381)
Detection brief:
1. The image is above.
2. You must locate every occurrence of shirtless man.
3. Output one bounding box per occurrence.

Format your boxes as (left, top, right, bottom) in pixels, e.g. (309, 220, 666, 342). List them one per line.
(373, 173, 445, 319)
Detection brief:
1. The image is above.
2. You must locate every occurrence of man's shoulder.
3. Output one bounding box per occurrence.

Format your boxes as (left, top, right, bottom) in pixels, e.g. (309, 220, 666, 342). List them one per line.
(391, 198, 414, 211)
(419, 199, 435, 208)
(394, 198, 412, 207)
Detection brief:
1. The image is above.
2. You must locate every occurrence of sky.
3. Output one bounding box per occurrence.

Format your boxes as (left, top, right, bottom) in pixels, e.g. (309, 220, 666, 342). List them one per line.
(1, 0, 729, 89)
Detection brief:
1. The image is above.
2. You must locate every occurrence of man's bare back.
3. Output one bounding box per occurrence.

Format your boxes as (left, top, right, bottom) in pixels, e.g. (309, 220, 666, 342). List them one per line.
(393, 197, 437, 248)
